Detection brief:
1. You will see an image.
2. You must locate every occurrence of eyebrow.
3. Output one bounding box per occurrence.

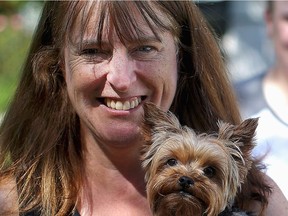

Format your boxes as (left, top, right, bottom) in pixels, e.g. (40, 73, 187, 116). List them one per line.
(78, 34, 163, 47)
(136, 35, 163, 43)
(80, 39, 105, 47)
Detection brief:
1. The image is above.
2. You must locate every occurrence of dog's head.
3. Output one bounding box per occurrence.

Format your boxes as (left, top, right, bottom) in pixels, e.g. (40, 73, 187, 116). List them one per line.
(140, 102, 257, 216)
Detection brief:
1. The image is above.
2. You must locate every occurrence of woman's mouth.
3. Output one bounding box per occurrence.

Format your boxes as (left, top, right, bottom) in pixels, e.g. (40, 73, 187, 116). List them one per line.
(102, 97, 144, 111)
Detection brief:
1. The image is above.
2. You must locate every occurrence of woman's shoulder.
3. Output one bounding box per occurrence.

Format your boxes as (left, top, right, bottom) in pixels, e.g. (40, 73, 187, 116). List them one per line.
(0, 177, 19, 215)
(247, 174, 288, 215)
(264, 175, 288, 215)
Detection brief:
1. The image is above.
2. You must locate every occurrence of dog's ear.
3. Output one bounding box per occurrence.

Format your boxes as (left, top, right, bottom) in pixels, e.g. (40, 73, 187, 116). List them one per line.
(217, 118, 258, 183)
(218, 118, 258, 154)
(141, 102, 182, 144)
(140, 102, 182, 178)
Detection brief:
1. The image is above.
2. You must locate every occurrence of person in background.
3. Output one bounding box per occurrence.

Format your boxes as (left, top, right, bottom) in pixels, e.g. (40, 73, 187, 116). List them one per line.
(234, 0, 288, 199)
(0, 1, 287, 216)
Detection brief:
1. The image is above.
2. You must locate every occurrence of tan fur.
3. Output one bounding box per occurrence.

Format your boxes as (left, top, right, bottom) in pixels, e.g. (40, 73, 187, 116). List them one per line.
(141, 102, 258, 216)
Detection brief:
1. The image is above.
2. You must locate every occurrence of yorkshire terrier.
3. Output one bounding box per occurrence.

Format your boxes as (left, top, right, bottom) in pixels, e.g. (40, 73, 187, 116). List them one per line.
(141, 102, 258, 216)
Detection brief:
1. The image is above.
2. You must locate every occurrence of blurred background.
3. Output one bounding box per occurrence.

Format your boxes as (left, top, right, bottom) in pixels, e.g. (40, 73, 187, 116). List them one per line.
(0, 1, 272, 119)
(198, 0, 273, 82)
(0, 1, 42, 120)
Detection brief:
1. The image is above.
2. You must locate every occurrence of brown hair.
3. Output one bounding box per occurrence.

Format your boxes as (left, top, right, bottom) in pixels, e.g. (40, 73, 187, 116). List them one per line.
(0, 1, 271, 215)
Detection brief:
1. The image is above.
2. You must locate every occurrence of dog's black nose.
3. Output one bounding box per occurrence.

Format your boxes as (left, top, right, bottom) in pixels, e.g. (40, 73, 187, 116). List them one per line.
(178, 176, 194, 188)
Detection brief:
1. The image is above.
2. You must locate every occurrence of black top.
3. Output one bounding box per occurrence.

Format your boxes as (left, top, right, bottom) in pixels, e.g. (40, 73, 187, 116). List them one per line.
(23, 209, 80, 216)
(24, 207, 253, 216)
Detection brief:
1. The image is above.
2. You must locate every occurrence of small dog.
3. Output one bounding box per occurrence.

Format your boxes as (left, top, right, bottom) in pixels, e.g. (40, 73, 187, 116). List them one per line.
(141, 102, 258, 216)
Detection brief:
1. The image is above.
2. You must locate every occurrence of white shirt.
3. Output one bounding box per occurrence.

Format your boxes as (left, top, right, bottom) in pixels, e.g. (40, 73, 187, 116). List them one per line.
(253, 108, 288, 199)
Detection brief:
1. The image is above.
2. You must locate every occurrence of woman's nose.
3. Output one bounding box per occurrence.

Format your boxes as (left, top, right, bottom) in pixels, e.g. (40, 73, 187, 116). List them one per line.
(106, 49, 137, 92)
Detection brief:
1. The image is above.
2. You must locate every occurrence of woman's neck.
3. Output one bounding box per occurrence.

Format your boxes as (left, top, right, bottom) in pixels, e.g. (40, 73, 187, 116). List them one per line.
(0, 177, 19, 216)
(77, 130, 150, 216)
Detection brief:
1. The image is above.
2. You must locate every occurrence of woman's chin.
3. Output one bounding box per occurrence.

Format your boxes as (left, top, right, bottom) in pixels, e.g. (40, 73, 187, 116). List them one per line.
(94, 124, 142, 149)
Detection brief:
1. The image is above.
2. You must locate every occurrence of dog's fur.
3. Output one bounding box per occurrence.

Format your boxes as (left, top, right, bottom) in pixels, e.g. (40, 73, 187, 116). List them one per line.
(141, 102, 258, 216)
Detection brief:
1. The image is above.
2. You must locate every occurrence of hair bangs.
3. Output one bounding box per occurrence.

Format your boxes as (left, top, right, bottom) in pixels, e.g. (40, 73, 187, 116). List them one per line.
(64, 1, 179, 50)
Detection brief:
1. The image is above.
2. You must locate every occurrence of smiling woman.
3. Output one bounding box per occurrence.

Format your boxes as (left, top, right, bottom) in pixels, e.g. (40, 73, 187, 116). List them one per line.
(0, 1, 287, 216)
(64, 27, 178, 141)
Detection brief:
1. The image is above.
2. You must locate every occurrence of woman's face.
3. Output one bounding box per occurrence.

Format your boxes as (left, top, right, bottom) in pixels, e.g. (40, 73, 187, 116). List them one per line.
(63, 6, 178, 147)
(266, 1, 288, 70)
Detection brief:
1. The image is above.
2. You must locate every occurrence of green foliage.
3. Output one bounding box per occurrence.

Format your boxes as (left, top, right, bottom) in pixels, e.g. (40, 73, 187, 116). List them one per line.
(0, 2, 43, 114)
(0, 26, 32, 113)
(0, 1, 27, 14)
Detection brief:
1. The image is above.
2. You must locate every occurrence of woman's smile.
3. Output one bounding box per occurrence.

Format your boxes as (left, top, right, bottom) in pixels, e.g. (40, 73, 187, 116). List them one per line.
(102, 96, 145, 111)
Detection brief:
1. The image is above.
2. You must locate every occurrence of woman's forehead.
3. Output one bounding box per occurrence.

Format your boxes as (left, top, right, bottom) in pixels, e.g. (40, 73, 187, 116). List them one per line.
(67, 1, 177, 46)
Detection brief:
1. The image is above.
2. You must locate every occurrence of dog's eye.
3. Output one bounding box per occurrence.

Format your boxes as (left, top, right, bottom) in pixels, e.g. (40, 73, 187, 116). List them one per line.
(166, 158, 178, 166)
(203, 166, 216, 178)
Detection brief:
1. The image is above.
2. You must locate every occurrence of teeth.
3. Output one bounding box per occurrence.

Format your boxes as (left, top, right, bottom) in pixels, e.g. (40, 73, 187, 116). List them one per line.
(111, 100, 116, 109)
(123, 101, 130, 110)
(104, 97, 142, 110)
(130, 100, 135, 109)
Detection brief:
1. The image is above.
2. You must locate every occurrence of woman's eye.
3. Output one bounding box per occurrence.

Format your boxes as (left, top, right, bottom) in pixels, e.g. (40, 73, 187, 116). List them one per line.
(137, 46, 154, 52)
(131, 45, 158, 60)
(81, 48, 100, 56)
(166, 158, 178, 167)
(80, 48, 109, 62)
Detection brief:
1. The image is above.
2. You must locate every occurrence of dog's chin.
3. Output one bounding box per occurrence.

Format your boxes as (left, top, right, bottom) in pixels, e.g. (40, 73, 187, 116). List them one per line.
(152, 191, 206, 216)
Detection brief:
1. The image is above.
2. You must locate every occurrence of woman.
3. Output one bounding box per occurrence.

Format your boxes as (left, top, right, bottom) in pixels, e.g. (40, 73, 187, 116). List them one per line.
(0, 1, 287, 216)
